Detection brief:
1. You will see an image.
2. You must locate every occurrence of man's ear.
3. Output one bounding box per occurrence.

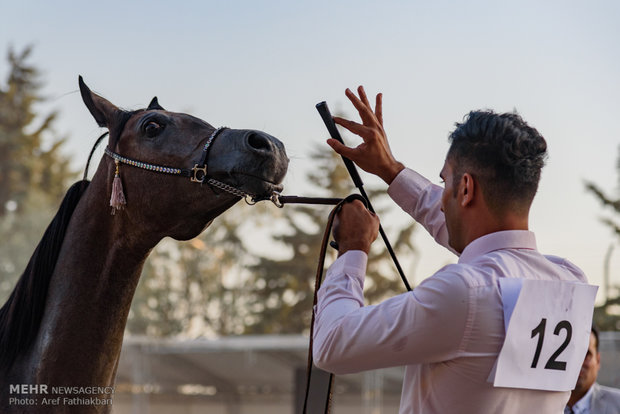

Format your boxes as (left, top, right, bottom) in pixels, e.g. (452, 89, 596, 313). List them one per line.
(460, 173, 475, 207)
(79, 76, 120, 128)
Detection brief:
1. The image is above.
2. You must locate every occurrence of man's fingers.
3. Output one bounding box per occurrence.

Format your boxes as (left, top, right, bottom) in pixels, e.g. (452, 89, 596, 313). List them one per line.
(358, 85, 371, 108)
(327, 138, 357, 159)
(343, 199, 372, 214)
(334, 116, 372, 138)
(345, 88, 376, 125)
(375, 93, 383, 126)
(338, 200, 377, 228)
(344, 88, 365, 112)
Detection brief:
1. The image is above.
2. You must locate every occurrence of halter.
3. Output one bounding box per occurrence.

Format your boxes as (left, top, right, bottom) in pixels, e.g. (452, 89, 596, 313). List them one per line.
(103, 127, 270, 205)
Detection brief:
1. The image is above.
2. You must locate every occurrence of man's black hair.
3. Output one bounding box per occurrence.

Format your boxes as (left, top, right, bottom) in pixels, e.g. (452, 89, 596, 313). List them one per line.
(447, 110, 548, 215)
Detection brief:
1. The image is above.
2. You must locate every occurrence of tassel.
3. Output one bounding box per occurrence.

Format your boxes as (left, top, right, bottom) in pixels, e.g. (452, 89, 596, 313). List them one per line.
(110, 160, 126, 215)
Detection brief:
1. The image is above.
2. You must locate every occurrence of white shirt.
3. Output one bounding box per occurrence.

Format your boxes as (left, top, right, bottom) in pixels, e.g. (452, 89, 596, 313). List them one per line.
(313, 168, 588, 414)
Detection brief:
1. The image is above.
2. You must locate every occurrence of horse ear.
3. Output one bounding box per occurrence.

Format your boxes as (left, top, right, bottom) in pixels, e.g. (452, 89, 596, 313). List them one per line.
(79, 76, 120, 128)
(148, 97, 164, 111)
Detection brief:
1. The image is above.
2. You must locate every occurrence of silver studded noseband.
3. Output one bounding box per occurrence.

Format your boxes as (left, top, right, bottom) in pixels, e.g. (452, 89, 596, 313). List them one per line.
(104, 127, 260, 204)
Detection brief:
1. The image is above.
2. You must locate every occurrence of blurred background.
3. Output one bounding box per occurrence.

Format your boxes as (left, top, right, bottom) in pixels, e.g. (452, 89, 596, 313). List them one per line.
(2, 1, 619, 412)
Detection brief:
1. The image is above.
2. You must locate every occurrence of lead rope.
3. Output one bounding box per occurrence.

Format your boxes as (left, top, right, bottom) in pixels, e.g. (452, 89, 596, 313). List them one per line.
(302, 194, 369, 414)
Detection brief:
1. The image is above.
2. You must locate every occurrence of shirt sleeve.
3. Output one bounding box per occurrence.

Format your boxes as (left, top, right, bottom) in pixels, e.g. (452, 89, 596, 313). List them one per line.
(387, 168, 456, 255)
(313, 252, 471, 375)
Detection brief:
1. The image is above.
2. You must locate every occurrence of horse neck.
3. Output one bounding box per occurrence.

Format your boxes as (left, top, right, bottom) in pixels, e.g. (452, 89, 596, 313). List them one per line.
(31, 171, 161, 386)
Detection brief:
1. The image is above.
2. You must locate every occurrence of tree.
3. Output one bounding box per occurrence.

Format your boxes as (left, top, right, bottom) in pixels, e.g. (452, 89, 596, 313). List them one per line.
(242, 145, 417, 334)
(0, 46, 76, 303)
(585, 146, 620, 331)
(0, 46, 73, 212)
(127, 203, 260, 337)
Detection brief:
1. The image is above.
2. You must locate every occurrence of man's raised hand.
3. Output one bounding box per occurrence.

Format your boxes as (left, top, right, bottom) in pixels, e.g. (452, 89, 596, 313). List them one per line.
(327, 86, 404, 184)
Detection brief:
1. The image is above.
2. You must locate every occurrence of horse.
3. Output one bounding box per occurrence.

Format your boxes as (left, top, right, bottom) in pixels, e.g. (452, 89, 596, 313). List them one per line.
(0, 77, 289, 413)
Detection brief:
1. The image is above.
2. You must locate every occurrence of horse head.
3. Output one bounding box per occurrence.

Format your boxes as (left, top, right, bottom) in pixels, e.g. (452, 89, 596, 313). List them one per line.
(79, 76, 289, 241)
(0, 78, 289, 413)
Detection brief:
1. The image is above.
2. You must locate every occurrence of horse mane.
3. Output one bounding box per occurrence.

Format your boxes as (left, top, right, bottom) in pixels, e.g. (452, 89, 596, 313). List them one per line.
(0, 108, 138, 369)
(0, 180, 90, 369)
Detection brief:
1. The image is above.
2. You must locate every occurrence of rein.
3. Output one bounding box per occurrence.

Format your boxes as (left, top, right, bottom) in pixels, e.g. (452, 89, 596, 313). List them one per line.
(303, 194, 366, 413)
(277, 194, 411, 413)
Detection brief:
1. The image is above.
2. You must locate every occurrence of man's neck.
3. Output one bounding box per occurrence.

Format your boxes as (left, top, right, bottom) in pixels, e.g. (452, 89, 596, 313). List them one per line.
(463, 212, 529, 251)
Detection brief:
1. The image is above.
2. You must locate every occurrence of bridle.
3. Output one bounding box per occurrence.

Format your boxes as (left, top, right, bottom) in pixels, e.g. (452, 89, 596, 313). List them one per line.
(103, 126, 278, 205)
(93, 126, 342, 209)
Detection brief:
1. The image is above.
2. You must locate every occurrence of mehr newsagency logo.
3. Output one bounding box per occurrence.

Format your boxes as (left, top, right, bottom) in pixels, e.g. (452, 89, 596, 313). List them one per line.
(8, 383, 115, 408)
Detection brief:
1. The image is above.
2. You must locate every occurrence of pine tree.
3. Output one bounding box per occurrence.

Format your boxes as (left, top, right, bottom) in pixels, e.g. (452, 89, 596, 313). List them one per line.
(0, 46, 76, 303)
(0, 46, 73, 213)
(585, 148, 620, 239)
(127, 203, 260, 337)
(585, 146, 620, 331)
(243, 145, 417, 334)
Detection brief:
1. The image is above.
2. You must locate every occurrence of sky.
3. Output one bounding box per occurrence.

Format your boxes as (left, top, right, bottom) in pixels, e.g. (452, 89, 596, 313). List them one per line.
(2, 0, 620, 306)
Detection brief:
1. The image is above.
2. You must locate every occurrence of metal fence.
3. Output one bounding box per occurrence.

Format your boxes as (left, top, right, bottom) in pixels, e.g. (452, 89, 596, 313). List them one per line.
(110, 332, 620, 414)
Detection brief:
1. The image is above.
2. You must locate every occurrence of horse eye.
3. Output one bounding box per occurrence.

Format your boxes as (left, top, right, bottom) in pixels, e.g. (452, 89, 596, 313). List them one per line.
(144, 121, 163, 138)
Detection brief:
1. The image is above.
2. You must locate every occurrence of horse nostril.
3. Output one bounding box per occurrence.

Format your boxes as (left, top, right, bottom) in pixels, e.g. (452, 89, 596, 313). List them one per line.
(247, 132, 272, 152)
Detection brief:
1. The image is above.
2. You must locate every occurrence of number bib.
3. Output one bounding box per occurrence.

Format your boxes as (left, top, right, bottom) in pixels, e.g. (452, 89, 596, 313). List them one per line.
(491, 279, 597, 391)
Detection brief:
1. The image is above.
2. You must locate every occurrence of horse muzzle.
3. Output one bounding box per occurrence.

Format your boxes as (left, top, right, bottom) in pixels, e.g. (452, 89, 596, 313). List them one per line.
(205, 128, 289, 199)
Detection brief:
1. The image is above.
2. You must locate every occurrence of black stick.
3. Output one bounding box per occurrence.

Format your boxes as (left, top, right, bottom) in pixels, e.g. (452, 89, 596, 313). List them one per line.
(316, 101, 412, 292)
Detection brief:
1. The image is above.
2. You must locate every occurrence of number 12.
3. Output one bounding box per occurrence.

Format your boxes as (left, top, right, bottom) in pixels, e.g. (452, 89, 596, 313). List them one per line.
(530, 318, 572, 371)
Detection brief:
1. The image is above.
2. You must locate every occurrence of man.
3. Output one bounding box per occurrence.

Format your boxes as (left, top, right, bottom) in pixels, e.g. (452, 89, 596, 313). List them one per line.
(312, 86, 592, 413)
(565, 327, 620, 413)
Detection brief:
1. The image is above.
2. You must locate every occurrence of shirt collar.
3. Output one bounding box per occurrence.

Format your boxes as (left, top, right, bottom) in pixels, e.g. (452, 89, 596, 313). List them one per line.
(458, 230, 538, 264)
(569, 384, 594, 414)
